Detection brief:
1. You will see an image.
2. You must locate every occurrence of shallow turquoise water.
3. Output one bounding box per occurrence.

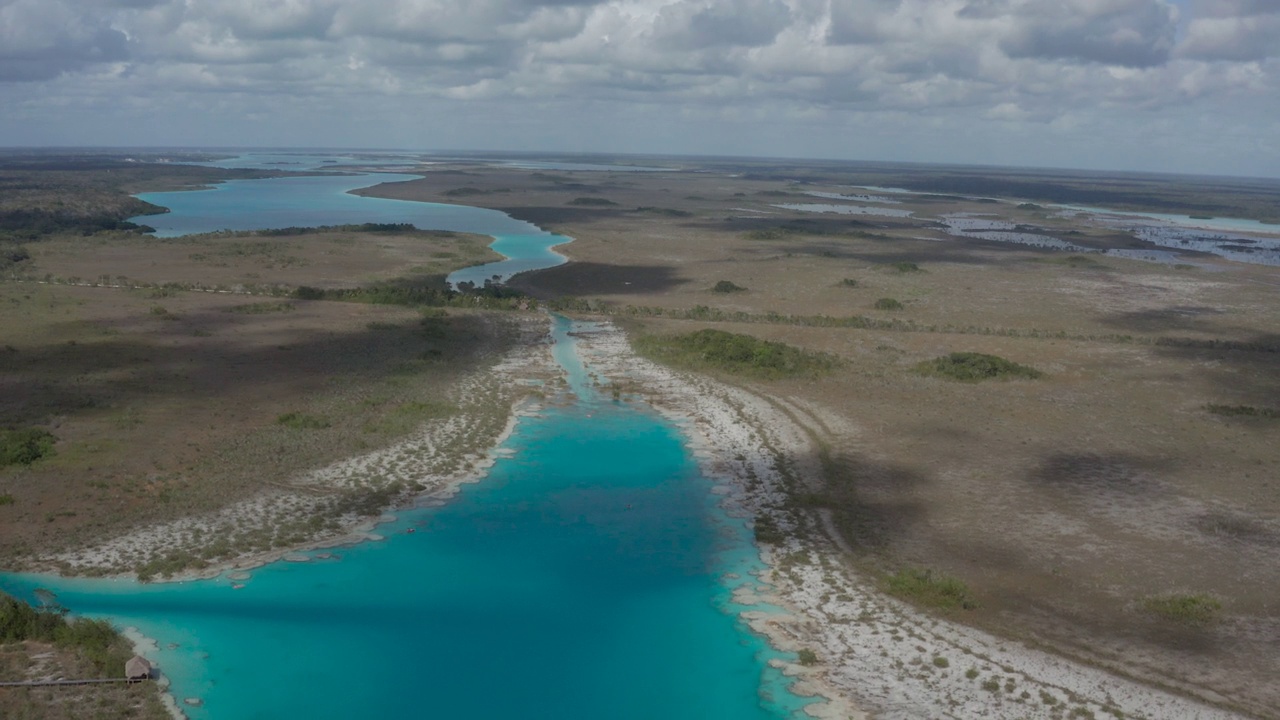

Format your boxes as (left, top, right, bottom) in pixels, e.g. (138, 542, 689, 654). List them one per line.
(128, 157, 570, 286)
(0, 319, 810, 718)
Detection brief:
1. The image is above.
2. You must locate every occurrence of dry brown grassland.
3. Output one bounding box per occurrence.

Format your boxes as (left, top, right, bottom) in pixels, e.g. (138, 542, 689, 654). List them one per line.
(0, 224, 544, 576)
(361, 162, 1280, 717)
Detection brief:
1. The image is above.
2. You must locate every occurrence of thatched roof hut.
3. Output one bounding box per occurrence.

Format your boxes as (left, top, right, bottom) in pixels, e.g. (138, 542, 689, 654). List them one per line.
(125, 655, 152, 681)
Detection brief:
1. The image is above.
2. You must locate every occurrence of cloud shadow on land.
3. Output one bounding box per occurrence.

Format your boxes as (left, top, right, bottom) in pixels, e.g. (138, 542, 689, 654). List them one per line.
(509, 262, 689, 298)
(799, 447, 931, 552)
(0, 304, 497, 428)
(707, 215, 1043, 267)
(1028, 451, 1172, 497)
(1148, 331, 1280, 409)
(497, 206, 626, 227)
(1097, 306, 1228, 334)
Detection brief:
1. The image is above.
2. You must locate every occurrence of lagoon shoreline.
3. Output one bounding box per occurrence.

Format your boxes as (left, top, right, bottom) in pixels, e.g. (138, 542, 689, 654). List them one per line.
(5, 314, 1257, 719)
(569, 321, 1251, 720)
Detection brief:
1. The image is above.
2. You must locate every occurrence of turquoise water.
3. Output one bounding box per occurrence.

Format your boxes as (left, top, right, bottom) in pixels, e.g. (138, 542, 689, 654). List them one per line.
(0, 318, 808, 719)
(128, 157, 570, 287)
(8, 179, 814, 717)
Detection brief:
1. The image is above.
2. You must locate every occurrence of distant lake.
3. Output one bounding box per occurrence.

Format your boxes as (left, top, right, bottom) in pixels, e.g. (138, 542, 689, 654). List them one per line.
(129, 155, 571, 286)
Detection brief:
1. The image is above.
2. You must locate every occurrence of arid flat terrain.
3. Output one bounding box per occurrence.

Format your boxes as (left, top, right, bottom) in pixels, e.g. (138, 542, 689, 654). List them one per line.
(361, 159, 1280, 717)
(3, 153, 1278, 717)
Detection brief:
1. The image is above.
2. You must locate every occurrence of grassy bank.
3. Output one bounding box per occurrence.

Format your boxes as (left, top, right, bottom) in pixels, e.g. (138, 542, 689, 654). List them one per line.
(0, 592, 168, 719)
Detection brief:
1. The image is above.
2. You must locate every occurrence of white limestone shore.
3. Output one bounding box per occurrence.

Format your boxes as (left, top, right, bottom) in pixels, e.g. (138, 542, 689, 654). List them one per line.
(569, 320, 1247, 720)
(33, 315, 559, 582)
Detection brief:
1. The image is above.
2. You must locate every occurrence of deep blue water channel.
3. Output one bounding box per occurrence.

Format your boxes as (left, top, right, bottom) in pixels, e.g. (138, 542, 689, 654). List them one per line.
(0, 154, 811, 719)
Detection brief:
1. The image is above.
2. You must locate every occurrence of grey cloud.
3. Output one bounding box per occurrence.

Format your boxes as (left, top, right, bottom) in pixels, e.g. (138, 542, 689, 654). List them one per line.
(329, 0, 593, 44)
(0, 0, 130, 82)
(1179, 12, 1280, 60)
(653, 0, 792, 50)
(207, 0, 341, 41)
(998, 0, 1179, 67)
(827, 0, 904, 45)
(1191, 0, 1280, 18)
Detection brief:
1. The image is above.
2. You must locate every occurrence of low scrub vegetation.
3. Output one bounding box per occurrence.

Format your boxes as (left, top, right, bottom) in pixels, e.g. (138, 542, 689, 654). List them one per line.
(0, 592, 133, 676)
(1142, 593, 1222, 626)
(224, 302, 295, 314)
(568, 197, 618, 206)
(0, 243, 31, 270)
(1, 427, 57, 467)
(885, 567, 978, 611)
(915, 352, 1043, 382)
(275, 412, 331, 430)
(633, 206, 692, 217)
(886, 261, 923, 273)
(291, 281, 531, 311)
(874, 297, 904, 310)
(1204, 404, 1280, 419)
(443, 187, 486, 197)
(634, 329, 839, 380)
(711, 280, 746, 293)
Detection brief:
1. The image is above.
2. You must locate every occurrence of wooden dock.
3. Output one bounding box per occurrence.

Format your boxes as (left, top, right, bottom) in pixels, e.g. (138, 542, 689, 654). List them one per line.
(0, 678, 142, 687)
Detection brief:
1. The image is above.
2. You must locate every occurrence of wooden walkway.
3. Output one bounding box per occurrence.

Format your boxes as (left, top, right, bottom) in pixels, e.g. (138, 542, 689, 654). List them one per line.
(0, 678, 141, 687)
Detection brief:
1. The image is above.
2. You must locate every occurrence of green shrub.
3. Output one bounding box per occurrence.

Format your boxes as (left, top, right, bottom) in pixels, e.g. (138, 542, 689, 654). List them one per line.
(932, 656, 949, 668)
(743, 228, 790, 240)
(914, 352, 1042, 382)
(874, 297, 904, 310)
(1204, 404, 1280, 419)
(797, 648, 818, 666)
(886, 567, 978, 611)
(634, 329, 839, 380)
(1, 427, 57, 467)
(753, 515, 784, 544)
(0, 592, 132, 676)
(839, 278, 858, 287)
(887, 261, 922, 273)
(275, 412, 331, 430)
(568, 197, 618, 206)
(712, 280, 746, 293)
(634, 206, 693, 217)
(965, 667, 980, 680)
(982, 677, 1001, 692)
(0, 494, 14, 506)
(225, 302, 295, 314)
(1142, 593, 1222, 626)
(0, 243, 31, 269)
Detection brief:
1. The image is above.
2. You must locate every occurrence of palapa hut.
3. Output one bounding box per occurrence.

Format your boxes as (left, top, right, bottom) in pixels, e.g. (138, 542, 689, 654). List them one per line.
(125, 655, 152, 682)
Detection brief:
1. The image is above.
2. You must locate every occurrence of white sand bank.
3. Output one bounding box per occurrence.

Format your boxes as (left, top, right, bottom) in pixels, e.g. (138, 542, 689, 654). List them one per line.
(569, 320, 1246, 720)
(35, 315, 558, 581)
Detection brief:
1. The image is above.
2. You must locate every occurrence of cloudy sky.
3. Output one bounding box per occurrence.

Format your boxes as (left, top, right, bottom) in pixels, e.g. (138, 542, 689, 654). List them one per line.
(1, 0, 1278, 177)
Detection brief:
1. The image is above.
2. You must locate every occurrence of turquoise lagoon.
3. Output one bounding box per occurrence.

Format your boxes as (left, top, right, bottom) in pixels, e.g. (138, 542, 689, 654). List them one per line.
(0, 318, 809, 719)
(2, 157, 814, 719)
(129, 158, 570, 287)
